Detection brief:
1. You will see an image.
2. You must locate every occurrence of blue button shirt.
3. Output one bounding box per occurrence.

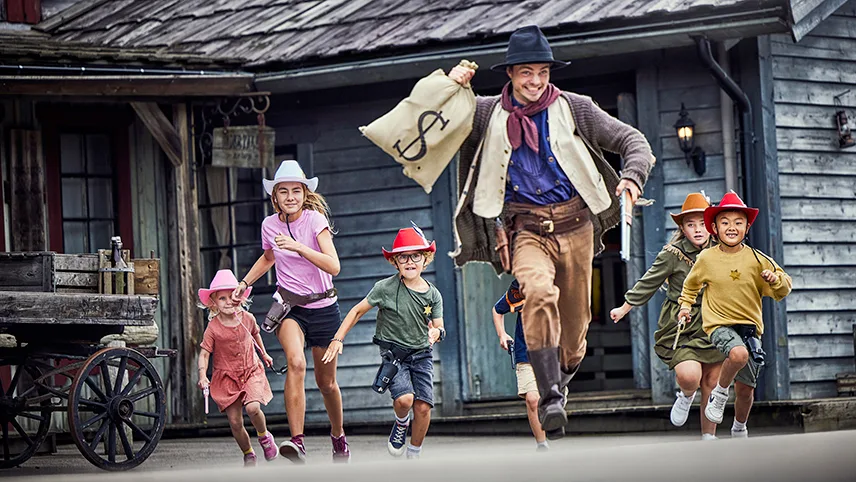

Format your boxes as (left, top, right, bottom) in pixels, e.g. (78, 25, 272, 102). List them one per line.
(505, 97, 576, 205)
(493, 279, 529, 364)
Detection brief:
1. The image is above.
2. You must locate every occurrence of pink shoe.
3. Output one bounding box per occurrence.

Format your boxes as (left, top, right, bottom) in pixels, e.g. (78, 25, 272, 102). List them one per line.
(258, 433, 278, 461)
(279, 435, 307, 464)
(243, 452, 257, 467)
(331, 434, 351, 463)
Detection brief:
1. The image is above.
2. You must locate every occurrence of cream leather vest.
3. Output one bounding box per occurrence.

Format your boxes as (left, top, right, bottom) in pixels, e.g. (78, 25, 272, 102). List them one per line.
(472, 96, 612, 218)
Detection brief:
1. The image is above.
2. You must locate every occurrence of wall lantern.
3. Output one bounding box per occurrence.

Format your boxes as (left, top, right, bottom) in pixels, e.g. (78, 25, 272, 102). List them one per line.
(674, 103, 706, 175)
(837, 110, 855, 149)
(834, 91, 854, 149)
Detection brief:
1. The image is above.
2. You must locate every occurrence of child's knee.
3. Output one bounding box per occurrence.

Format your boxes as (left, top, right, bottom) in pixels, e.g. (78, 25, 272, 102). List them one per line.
(245, 402, 261, 417)
(734, 382, 754, 400)
(316, 377, 338, 396)
(675, 370, 701, 389)
(413, 400, 432, 418)
(524, 391, 540, 411)
(728, 346, 749, 365)
(394, 393, 415, 411)
(287, 356, 307, 374)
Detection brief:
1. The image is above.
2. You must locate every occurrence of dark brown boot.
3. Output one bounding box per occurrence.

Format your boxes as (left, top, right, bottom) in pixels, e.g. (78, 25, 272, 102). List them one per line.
(528, 347, 567, 438)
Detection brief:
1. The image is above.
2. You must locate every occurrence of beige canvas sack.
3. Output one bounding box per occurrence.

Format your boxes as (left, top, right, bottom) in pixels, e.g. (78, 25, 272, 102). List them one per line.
(360, 60, 478, 194)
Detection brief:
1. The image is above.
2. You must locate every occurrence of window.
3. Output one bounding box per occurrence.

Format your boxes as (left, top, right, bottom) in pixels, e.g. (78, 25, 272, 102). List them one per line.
(58, 133, 118, 254)
(197, 165, 273, 291)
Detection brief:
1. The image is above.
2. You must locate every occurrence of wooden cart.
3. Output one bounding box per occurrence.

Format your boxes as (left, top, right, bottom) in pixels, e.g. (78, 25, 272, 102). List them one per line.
(0, 252, 171, 471)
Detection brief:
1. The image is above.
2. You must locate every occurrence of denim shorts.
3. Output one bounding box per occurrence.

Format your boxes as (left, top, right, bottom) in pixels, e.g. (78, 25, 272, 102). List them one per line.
(710, 325, 762, 388)
(388, 348, 434, 407)
(283, 302, 341, 348)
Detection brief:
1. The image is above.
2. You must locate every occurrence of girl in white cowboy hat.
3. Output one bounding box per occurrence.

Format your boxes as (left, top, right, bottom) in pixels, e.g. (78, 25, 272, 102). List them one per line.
(610, 192, 725, 440)
(232, 160, 349, 464)
(197, 269, 277, 467)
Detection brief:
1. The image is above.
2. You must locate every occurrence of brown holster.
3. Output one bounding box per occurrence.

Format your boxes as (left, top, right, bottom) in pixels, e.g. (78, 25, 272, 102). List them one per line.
(277, 286, 337, 307)
(262, 286, 337, 333)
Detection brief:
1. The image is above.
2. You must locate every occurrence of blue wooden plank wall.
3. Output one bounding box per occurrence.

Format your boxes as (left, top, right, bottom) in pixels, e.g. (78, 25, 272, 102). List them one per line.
(770, 0, 856, 399)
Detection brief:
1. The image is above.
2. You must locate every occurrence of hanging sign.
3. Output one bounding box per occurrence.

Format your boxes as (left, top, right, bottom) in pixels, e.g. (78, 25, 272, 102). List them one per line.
(212, 126, 275, 169)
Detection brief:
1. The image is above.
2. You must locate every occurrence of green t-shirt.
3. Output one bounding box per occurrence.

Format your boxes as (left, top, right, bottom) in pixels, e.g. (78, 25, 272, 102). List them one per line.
(366, 275, 443, 349)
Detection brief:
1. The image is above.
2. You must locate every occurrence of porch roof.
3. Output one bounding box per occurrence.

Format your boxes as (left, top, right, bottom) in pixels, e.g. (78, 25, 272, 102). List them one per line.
(33, 1, 841, 71)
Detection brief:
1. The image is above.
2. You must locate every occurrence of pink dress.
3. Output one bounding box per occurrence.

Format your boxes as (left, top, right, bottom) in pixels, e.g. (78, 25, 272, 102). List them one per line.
(200, 312, 273, 412)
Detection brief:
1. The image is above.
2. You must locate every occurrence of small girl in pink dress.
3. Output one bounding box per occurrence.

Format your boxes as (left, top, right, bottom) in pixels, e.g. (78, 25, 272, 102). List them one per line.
(197, 269, 277, 467)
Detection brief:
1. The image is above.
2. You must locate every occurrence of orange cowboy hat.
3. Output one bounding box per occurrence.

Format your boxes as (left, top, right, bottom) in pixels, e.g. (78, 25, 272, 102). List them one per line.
(704, 191, 759, 235)
(382, 223, 436, 260)
(669, 192, 711, 226)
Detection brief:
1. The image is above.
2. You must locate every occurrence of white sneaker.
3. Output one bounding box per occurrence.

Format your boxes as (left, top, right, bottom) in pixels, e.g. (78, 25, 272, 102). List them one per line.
(670, 391, 695, 427)
(705, 388, 728, 424)
(731, 428, 749, 438)
(701, 433, 718, 441)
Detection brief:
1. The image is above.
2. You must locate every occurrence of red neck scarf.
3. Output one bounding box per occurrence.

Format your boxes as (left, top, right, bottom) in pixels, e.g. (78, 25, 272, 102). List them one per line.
(500, 82, 561, 154)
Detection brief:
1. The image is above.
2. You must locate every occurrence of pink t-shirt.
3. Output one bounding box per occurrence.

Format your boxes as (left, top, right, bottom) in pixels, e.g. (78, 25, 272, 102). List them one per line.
(261, 209, 336, 309)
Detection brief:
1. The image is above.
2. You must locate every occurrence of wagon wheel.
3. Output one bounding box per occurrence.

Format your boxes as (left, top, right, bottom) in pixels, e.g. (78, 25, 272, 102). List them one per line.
(0, 359, 51, 469)
(67, 347, 165, 471)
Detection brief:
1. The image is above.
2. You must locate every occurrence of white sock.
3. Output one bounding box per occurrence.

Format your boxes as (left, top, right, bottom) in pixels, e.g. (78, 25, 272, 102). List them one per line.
(715, 384, 729, 394)
(536, 440, 550, 449)
(701, 433, 717, 441)
(406, 444, 422, 455)
(395, 413, 411, 425)
(681, 390, 697, 401)
(732, 419, 747, 431)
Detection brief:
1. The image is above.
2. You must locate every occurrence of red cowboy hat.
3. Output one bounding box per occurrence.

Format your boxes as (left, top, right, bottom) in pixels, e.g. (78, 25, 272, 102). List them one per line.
(382, 227, 436, 260)
(704, 191, 759, 235)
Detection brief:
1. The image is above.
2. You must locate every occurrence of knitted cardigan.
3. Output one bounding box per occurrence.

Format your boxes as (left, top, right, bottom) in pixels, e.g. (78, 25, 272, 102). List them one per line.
(453, 92, 655, 274)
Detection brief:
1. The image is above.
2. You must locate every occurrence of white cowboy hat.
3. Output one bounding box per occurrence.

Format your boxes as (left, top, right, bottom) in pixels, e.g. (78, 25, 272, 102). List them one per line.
(263, 160, 318, 195)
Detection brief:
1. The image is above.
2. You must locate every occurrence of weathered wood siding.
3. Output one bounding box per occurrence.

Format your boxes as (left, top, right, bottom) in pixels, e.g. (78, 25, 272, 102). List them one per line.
(657, 59, 727, 238)
(128, 117, 173, 418)
(771, 0, 856, 399)
(263, 97, 448, 424)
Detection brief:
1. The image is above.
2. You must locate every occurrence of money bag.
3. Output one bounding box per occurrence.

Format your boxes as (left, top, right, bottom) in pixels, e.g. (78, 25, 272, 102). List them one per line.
(360, 60, 478, 194)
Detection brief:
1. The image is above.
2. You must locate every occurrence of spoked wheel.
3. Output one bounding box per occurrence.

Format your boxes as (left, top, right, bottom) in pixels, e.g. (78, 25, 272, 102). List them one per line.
(67, 347, 165, 471)
(0, 359, 51, 469)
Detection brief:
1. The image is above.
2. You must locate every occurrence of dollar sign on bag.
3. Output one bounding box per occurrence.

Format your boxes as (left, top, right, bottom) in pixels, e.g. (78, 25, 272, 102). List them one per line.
(393, 110, 449, 162)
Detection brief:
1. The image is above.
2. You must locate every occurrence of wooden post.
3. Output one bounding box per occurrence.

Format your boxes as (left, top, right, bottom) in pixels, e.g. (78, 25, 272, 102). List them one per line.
(617, 92, 651, 391)
(9, 129, 47, 251)
(166, 102, 203, 423)
(636, 66, 672, 404)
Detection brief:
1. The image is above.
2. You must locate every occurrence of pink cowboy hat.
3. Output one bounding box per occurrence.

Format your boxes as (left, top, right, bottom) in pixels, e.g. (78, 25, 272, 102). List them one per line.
(198, 269, 252, 306)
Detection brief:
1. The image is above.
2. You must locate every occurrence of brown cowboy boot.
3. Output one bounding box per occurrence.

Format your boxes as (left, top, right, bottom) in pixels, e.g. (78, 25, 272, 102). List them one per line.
(528, 347, 568, 440)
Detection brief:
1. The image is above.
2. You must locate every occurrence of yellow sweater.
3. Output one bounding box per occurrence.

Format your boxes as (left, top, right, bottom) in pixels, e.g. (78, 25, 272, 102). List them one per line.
(678, 245, 792, 335)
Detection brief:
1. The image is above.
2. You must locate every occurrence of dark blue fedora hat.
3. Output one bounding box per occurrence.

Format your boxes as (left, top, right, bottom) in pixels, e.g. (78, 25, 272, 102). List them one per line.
(490, 25, 570, 72)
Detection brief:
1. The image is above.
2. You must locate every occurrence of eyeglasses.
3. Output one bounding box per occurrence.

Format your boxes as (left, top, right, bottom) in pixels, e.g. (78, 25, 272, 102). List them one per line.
(395, 253, 424, 264)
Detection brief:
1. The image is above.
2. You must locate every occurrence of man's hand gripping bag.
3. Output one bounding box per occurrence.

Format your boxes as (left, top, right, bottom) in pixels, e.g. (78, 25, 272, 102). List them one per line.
(359, 60, 478, 194)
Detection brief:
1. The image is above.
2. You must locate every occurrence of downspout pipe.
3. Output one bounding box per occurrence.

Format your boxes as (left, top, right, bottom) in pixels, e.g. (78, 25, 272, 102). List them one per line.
(694, 36, 756, 213)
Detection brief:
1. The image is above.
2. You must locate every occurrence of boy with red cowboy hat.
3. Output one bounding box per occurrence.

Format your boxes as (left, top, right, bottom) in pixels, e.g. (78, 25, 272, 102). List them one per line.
(611, 192, 724, 440)
(678, 191, 792, 438)
(322, 223, 445, 460)
(197, 270, 277, 467)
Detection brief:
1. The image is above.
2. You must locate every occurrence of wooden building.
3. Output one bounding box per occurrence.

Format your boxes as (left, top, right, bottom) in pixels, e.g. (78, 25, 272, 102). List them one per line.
(1, 0, 854, 427)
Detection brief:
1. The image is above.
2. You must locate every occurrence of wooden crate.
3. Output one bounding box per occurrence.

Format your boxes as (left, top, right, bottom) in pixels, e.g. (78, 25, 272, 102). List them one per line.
(838, 373, 856, 397)
(55, 254, 99, 294)
(97, 249, 134, 295)
(0, 252, 54, 292)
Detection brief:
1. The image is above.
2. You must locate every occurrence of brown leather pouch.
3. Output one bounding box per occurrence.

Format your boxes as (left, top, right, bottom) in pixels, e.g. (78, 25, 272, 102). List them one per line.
(494, 218, 512, 273)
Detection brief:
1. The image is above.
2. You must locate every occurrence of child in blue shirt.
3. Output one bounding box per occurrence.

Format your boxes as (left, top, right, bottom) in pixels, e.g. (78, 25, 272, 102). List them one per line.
(492, 279, 552, 450)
